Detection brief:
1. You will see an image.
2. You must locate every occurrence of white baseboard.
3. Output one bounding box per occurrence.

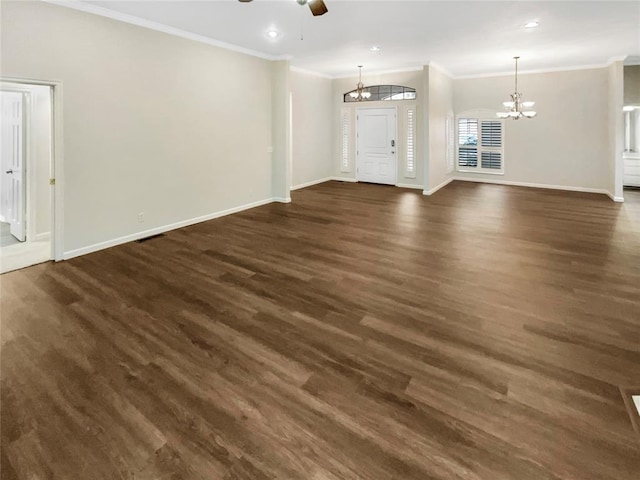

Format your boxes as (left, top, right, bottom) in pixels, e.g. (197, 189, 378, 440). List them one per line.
(35, 232, 51, 242)
(453, 177, 613, 198)
(291, 177, 333, 191)
(331, 176, 358, 183)
(273, 197, 292, 203)
(423, 177, 454, 196)
(606, 191, 625, 202)
(396, 183, 424, 190)
(63, 197, 278, 260)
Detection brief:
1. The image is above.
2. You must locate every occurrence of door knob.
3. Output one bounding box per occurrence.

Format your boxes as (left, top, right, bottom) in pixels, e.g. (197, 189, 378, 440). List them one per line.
(5, 170, 13, 174)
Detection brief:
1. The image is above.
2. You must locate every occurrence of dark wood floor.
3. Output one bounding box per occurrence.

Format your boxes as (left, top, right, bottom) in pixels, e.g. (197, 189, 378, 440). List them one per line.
(2, 181, 640, 479)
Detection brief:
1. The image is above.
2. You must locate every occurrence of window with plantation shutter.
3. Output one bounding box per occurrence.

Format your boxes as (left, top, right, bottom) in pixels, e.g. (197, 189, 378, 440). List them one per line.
(459, 149, 478, 167)
(457, 115, 504, 174)
(341, 109, 350, 172)
(481, 151, 501, 169)
(481, 121, 502, 147)
(405, 108, 416, 178)
(458, 118, 478, 169)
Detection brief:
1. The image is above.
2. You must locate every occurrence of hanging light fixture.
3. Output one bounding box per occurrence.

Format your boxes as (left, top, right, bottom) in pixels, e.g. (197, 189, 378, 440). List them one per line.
(349, 65, 371, 101)
(497, 57, 536, 119)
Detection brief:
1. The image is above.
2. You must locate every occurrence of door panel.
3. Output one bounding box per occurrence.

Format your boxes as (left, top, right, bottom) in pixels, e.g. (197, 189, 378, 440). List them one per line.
(357, 108, 397, 185)
(1, 91, 26, 241)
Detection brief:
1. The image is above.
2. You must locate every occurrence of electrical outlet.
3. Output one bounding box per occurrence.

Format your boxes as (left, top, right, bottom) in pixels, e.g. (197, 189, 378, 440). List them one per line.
(138, 212, 145, 223)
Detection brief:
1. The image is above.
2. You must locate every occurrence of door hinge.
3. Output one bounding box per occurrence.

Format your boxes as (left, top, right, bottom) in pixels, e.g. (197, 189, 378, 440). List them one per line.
(49, 178, 55, 186)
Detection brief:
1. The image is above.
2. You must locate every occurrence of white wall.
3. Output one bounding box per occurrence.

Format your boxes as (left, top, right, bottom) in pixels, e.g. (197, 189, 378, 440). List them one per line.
(425, 65, 454, 193)
(0, 0, 278, 256)
(271, 60, 291, 201)
(290, 69, 333, 189)
(332, 69, 424, 187)
(609, 61, 625, 200)
(453, 68, 610, 193)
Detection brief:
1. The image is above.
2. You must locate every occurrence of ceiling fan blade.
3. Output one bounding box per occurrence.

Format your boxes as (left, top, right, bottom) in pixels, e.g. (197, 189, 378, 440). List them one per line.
(308, 0, 328, 16)
(238, 0, 253, 3)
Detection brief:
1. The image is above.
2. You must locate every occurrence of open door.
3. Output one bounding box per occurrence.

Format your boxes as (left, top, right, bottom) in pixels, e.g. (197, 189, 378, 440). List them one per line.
(1, 91, 26, 242)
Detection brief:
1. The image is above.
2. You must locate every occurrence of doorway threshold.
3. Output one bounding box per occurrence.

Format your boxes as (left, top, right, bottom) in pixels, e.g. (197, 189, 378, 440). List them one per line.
(1, 240, 51, 274)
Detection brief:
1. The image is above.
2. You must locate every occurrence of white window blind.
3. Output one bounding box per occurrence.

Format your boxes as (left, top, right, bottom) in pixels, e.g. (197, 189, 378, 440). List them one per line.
(481, 121, 502, 147)
(480, 120, 503, 170)
(457, 116, 504, 173)
(405, 108, 416, 178)
(458, 118, 478, 168)
(341, 109, 350, 172)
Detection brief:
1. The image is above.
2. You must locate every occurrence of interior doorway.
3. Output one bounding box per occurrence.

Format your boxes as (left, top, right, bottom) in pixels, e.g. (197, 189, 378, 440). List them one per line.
(356, 107, 397, 185)
(0, 82, 54, 273)
(623, 106, 640, 187)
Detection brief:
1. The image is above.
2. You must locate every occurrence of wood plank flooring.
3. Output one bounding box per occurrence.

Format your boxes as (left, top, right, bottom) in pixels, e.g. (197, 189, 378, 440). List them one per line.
(2, 181, 640, 479)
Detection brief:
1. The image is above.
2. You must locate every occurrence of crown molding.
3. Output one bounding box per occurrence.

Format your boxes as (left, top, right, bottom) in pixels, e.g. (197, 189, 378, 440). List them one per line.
(37, 2, 636, 79)
(453, 56, 630, 80)
(41, 0, 289, 62)
(332, 66, 424, 80)
(426, 61, 454, 79)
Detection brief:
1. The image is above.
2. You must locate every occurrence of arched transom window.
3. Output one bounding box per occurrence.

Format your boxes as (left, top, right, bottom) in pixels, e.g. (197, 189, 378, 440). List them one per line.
(343, 85, 417, 103)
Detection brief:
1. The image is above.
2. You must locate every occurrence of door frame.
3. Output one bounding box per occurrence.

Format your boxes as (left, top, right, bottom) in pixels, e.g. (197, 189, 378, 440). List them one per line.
(355, 106, 398, 185)
(1, 77, 64, 261)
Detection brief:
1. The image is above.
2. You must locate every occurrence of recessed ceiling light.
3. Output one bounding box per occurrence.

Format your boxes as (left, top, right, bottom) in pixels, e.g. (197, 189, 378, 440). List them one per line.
(266, 30, 279, 39)
(370, 45, 381, 52)
(524, 21, 539, 28)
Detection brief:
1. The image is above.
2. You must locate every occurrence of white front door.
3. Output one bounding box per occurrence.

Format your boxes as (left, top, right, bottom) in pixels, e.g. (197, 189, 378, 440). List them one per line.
(1, 91, 26, 241)
(356, 108, 397, 185)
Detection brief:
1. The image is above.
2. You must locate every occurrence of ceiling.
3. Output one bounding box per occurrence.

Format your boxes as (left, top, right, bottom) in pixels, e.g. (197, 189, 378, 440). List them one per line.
(75, 0, 639, 77)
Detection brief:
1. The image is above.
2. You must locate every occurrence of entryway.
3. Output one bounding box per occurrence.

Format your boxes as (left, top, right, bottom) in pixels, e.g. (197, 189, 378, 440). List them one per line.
(623, 106, 640, 188)
(356, 107, 397, 185)
(0, 81, 54, 273)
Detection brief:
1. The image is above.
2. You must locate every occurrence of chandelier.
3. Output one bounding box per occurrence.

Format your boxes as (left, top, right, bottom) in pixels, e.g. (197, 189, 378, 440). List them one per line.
(497, 57, 536, 119)
(349, 65, 371, 101)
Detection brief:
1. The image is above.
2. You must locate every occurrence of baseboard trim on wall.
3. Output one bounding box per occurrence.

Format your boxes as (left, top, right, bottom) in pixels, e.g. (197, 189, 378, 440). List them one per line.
(35, 232, 51, 242)
(291, 177, 334, 191)
(273, 197, 292, 203)
(331, 176, 358, 183)
(62, 197, 279, 260)
(453, 177, 613, 198)
(607, 192, 625, 203)
(396, 183, 424, 190)
(423, 177, 454, 196)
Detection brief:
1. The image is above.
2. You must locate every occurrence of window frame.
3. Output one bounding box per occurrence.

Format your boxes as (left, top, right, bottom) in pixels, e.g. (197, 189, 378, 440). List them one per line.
(404, 106, 417, 179)
(456, 111, 505, 175)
